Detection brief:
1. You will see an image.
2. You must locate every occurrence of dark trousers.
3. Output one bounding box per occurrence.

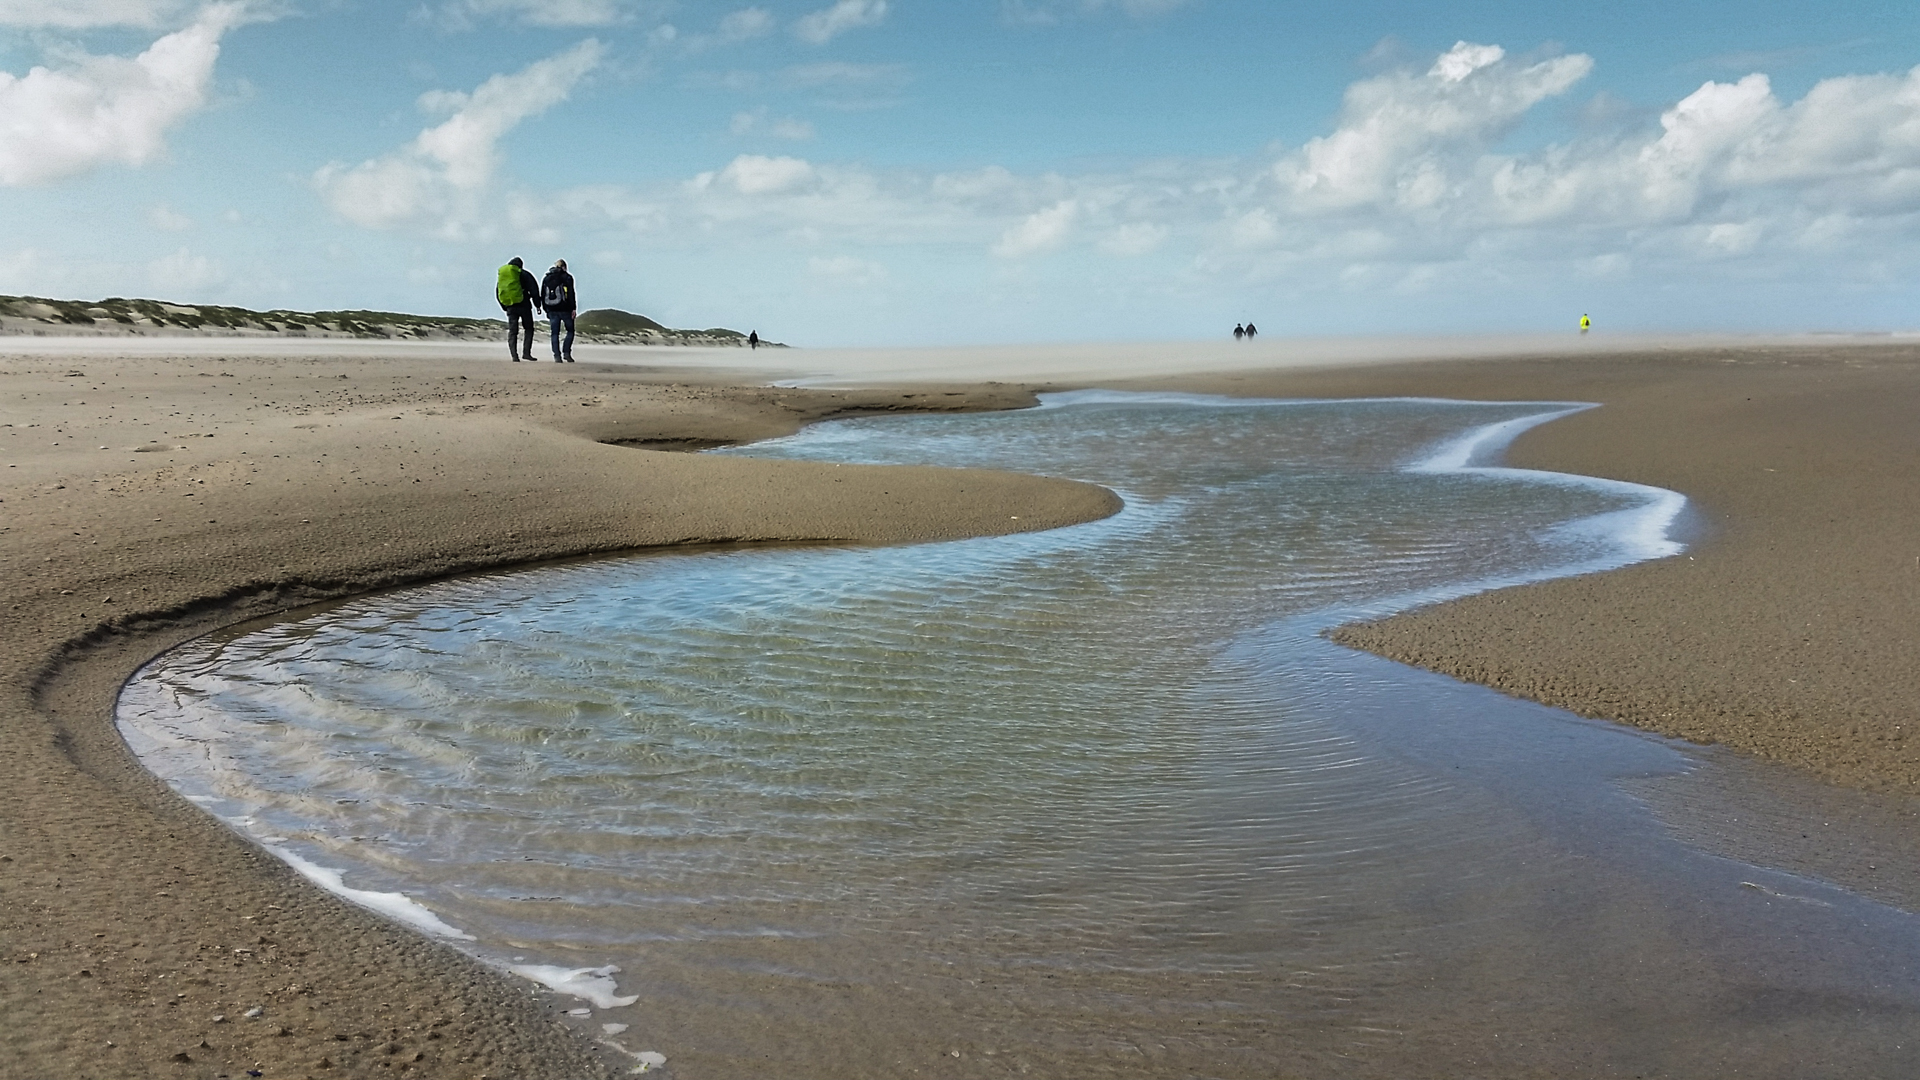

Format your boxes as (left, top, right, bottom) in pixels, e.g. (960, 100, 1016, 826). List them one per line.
(506, 303, 535, 359)
(549, 309, 575, 360)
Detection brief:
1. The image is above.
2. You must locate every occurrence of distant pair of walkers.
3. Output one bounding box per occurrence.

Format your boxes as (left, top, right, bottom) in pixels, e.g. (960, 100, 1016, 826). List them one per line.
(495, 257, 577, 362)
(1233, 322, 1258, 340)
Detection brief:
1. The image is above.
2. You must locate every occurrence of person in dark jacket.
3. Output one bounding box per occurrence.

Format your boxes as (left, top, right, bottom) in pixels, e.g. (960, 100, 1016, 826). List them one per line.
(496, 257, 542, 361)
(541, 259, 577, 362)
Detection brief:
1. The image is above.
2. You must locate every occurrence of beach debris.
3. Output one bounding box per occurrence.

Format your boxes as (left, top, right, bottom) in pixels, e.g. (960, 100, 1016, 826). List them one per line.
(244, 1006, 265, 1019)
(567, 1008, 592, 1018)
(212, 1014, 227, 1023)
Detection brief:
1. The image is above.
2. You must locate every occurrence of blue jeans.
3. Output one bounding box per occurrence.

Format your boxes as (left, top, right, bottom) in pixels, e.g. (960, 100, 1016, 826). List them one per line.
(549, 309, 575, 360)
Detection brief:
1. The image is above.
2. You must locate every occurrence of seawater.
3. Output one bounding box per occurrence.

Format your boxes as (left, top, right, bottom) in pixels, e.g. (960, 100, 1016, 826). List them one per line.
(118, 393, 1920, 1078)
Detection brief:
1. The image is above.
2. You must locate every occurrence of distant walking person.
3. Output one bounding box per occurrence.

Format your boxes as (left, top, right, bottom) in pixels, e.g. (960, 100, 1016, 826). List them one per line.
(1244, 322, 1258, 339)
(496, 257, 542, 361)
(748, 330, 759, 350)
(542, 259, 577, 362)
(1234, 323, 1245, 341)
(1580, 313, 1591, 334)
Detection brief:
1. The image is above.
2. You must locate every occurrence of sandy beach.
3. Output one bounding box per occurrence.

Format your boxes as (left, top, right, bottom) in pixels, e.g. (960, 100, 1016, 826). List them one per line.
(5, 335, 1920, 1077)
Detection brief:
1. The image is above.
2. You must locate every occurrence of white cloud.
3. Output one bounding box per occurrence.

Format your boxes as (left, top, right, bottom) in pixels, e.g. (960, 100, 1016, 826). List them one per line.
(784, 61, 907, 87)
(781, 60, 911, 108)
(668, 7, 776, 52)
(0, 0, 193, 28)
(1098, 220, 1168, 256)
(0, 3, 250, 186)
(718, 7, 774, 40)
(349, 40, 1920, 320)
(993, 199, 1078, 258)
(795, 0, 886, 45)
(1001, 0, 1192, 25)
(148, 205, 193, 230)
(314, 40, 603, 233)
(770, 117, 816, 140)
(809, 254, 887, 286)
(703, 154, 816, 194)
(148, 246, 222, 294)
(730, 108, 815, 140)
(679, 44, 1920, 272)
(422, 0, 630, 28)
(1279, 42, 1594, 210)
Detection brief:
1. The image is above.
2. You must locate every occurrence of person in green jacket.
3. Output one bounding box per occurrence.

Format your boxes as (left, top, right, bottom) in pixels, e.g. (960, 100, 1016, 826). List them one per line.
(496, 257, 543, 361)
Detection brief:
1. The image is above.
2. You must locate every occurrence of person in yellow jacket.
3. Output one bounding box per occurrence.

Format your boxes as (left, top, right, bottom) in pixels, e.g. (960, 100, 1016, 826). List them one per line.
(1580, 313, 1591, 334)
(495, 257, 543, 361)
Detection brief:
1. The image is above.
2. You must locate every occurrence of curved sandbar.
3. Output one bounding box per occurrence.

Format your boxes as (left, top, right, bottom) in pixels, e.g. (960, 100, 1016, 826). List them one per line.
(0, 347, 1118, 1078)
(1114, 342, 1920, 795)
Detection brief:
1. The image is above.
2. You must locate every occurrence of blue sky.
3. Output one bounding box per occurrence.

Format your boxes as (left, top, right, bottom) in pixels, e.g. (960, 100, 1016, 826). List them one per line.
(2, 0, 1917, 345)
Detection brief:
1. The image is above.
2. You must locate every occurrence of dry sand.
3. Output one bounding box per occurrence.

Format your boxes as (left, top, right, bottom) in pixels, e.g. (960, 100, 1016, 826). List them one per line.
(4, 335, 1920, 1078)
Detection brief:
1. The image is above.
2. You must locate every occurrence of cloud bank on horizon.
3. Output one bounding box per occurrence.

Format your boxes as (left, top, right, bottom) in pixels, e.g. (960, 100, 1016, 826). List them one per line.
(1, 0, 1918, 344)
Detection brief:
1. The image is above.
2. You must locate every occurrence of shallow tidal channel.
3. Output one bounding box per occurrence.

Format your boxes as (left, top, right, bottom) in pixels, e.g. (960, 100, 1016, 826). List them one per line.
(120, 393, 1920, 1078)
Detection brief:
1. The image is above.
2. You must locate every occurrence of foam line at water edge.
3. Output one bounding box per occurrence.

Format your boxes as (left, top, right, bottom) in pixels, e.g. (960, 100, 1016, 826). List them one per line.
(506, 963, 641, 1009)
(1035, 389, 1596, 413)
(264, 845, 476, 941)
(1408, 402, 1687, 563)
(1405, 402, 1595, 473)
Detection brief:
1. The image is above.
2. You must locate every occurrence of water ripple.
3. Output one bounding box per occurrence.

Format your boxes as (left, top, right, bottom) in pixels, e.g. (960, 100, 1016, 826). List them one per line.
(120, 394, 1920, 1077)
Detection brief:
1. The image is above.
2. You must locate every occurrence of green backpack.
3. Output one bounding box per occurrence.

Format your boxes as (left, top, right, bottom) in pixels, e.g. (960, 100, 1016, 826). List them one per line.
(496, 264, 525, 307)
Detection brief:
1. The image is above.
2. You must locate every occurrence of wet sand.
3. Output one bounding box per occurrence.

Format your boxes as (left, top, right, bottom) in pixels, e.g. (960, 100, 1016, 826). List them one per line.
(4, 337, 1919, 1077)
(0, 347, 1118, 1078)
(1130, 343, 1920, 795)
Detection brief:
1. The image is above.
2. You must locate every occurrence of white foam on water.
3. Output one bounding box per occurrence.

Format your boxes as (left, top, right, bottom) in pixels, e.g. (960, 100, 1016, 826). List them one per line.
(264, 845, 476, 941)
(1408, 401, 1686, 563)
(1407, 402, 1593, 473)
(1033, 391, 1687, 568)
(507, 963, 640, 1009)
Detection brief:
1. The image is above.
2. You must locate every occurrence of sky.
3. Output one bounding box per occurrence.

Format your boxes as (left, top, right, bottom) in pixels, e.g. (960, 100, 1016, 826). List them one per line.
(1, 0, 1917, 346)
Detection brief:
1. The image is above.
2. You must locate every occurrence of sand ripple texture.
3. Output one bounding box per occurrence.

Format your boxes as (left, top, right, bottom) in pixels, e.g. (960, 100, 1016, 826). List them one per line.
(121, 393, 1920, 1079)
